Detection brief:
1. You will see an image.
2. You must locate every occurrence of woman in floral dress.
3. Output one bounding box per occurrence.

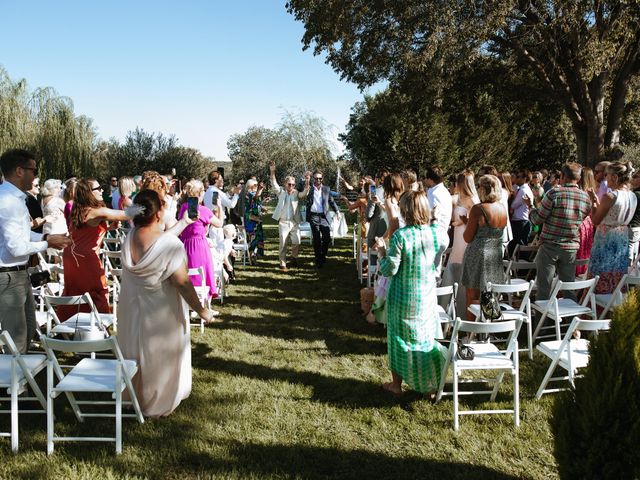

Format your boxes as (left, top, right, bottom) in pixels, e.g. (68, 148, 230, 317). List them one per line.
(588, 161, 637, 294)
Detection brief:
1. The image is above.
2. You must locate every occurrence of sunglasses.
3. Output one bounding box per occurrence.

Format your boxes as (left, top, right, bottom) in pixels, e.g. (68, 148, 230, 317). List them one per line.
(21, 166, 38, 175)
(92, 185, 103, 192)
(314, 177, 323, 181)
(286, 182, 295, 186)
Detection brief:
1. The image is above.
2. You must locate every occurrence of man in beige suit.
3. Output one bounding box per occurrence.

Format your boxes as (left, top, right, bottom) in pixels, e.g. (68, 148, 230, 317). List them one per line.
(270, 162, 310, 271)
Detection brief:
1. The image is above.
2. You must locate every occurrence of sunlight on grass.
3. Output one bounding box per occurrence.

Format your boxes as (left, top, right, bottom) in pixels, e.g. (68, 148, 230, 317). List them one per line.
(0, 219, 558, 479)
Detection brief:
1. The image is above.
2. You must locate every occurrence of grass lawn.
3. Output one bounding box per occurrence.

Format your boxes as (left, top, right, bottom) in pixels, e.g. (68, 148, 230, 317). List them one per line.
(0, 218, 559, 479)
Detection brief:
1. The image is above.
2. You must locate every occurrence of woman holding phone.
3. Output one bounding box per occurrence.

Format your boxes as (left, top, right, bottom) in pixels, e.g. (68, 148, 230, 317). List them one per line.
(178, 179, 223, 299)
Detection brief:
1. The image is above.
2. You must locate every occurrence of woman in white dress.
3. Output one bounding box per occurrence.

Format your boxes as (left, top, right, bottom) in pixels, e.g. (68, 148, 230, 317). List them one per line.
(118, 189, 214, 418)
(440, 170, 479, 317)
(41, 179, 68, 235)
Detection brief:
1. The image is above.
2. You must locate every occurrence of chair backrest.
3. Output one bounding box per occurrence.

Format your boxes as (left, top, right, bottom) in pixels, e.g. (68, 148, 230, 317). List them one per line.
(573, 318, 611, 332)
(436, 283, 458, 319)
(44, 293, 104, 331)
(187, 267, 207, 305)
(450, 317, 521, 357)
(552, 276, 599, 307)
(512, 244, 538, 261)
(487, 280, 535, 313)
(40, 334, 117, 355)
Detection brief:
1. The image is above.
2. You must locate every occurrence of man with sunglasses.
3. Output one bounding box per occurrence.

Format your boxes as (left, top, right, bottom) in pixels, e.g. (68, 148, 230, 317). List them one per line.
(270, 162, 311, 271)
(0, 149, 71, 352)
(305, 170, 340, 269)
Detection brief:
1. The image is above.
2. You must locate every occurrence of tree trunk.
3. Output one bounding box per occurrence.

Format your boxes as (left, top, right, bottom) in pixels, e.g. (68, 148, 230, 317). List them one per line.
(572, 121, 605, 168)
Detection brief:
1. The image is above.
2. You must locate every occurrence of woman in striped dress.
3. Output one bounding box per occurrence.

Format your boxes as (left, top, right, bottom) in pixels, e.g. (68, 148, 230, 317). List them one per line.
(376, 190, 448, 398)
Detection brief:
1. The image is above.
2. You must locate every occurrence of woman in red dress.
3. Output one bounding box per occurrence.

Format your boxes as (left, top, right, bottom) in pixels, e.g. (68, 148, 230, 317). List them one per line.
(60, 179, 130, 319)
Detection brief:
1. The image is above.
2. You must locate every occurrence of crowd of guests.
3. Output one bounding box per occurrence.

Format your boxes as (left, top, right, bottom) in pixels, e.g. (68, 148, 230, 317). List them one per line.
(356, 160, 639, 398)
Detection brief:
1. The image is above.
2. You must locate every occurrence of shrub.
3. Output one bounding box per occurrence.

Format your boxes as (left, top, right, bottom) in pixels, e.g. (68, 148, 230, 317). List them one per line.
(551, 290, 640, 479)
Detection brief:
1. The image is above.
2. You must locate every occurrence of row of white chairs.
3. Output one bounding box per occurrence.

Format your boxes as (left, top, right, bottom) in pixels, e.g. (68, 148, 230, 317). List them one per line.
(0, 330, 143, 454)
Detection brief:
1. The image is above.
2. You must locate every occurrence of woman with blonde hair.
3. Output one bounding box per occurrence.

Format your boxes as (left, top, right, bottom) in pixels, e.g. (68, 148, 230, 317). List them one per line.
(441, 169, 479, 318)
(588, 161, 637, 293)
(41, 179, 67, 235)
(178, 179, 223, 299)
(383, 173, 405, 240)
(460, 175, 507, 319)
(375, 190, 448, 398)
(141, 170, 178, 229)
(117, 176, 136, 210)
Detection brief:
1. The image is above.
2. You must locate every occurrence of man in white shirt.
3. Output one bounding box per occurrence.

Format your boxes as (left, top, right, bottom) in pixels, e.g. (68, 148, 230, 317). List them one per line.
(0, 149, 71, 352)
(270, 162, 310, 271)
(508, 169, 534, 257)
(204, 171, 240, 221)
(594, 161, 611, 200)
(424, 166, 452, 277)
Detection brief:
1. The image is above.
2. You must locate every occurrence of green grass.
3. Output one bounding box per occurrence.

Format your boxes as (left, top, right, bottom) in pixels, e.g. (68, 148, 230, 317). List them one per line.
(0, 219, 559, 479)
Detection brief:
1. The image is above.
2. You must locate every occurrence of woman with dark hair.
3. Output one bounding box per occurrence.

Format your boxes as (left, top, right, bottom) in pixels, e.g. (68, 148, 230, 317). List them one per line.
(118, 189, 213, 417)
(62, 177, 77, 228)
(60, 179, 130, 319)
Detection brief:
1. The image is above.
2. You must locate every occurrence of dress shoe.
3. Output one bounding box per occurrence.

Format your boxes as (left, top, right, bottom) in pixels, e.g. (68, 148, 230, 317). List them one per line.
(279, 265, 289, 272)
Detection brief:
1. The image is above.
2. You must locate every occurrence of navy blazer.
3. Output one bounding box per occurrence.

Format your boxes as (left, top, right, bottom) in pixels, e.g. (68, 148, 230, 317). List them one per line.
(306, 185, 339, 222)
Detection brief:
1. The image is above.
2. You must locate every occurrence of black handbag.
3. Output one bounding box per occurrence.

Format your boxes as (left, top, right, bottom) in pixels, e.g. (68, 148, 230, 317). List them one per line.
(438, 339, 475, 361)
(480, 289, 502, 321)
(29, 270, 50, 288)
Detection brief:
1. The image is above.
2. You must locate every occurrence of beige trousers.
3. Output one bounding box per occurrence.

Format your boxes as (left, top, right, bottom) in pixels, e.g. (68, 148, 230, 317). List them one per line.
(278, 220, 301, 265)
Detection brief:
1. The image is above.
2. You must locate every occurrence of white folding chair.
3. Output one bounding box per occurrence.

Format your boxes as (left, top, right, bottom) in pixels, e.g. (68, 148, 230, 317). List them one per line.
(102, 237, 122, 252)
(532, 276, 598, 342)
(188, 267, 208, 334)
(44, 293, 111, 339)
(436, 317, 522, 431)
(435, 283, 458, 337)
(232, 227, 250, 266)
(102, 250, 121, 276)
(511, 244, 539, 262)
(352, 223, 358, 259)
(467, 280, 535, 359)
(535, 318, 611, 399)
(0, 331, 47, 452)
(299, 222, 313, 246)
(40, 335, 144, 454)
(595, 273, 640, 319)
(503, 258, 537, 286)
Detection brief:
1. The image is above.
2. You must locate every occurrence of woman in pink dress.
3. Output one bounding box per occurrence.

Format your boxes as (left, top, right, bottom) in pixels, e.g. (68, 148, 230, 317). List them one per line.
(178, 179, 223, 299)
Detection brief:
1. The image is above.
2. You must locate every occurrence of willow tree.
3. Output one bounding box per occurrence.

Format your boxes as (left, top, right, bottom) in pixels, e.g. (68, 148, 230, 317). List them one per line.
(0, 67, 98, 179)
(287, 1, 640, 166)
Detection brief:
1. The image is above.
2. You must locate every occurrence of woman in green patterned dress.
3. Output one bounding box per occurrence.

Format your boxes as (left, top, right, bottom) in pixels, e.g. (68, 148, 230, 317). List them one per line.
(376, 190, 448, 397)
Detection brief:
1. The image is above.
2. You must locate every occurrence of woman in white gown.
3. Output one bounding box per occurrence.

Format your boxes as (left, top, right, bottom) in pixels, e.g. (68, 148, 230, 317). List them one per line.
(41, 179, 68, 235)
(118, 189, 213, 418)
(440, 170, 479, 318)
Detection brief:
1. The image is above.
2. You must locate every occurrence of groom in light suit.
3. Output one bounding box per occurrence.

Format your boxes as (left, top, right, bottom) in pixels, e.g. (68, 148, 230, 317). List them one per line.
(270, 162, 310, 272)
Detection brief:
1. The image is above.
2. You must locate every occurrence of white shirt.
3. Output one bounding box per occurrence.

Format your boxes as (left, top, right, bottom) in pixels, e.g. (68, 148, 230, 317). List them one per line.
(597, 180, 610, 201)
(311, 185, 324, 213)
(0, 181, 48, 267)
(204, 186, 239, 221)
(511, 184, 533, 221)
(427, 183, 453, 231)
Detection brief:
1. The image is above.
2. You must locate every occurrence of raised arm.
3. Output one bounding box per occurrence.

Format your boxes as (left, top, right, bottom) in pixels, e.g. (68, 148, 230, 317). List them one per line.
(297, 171, 311, 199)
(270, 162, 282, 195)
(85, 207, 130, 225)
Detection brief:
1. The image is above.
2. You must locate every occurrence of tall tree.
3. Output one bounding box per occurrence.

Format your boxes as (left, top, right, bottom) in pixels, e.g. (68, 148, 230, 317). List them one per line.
(287, 1, 640, 166)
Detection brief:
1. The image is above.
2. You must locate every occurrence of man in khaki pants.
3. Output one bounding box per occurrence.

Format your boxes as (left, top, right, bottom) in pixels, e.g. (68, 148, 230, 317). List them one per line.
(270, 162, 310, 271)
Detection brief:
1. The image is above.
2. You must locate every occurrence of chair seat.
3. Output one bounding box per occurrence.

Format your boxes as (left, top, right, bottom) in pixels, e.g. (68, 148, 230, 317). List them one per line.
(436, 306, 452, 324)
(50, 313, 114, 334)
(56, 358, 138, 393)
(594, 293, 622, 308)
(454, 342, 514, 369)
(467, 304, 528, 321)
(533, 298, 592, 317)
(537, 339, 590, 370)
(35, 311, 49, 328)
(0, 354, 47, 386)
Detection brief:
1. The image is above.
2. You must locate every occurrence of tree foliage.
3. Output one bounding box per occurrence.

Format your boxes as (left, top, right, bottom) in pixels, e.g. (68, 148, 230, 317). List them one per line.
(0, 66, 98, 179)
(228, 111, 339, 186)
(287, 0, 640, 166)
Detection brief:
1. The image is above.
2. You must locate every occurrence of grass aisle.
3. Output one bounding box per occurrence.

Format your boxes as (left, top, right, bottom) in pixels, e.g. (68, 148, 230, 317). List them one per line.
(1, 219, 559, 479)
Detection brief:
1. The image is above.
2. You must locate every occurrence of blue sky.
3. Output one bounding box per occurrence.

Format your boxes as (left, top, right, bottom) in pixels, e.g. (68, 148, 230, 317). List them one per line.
(1, 1, 375, 161)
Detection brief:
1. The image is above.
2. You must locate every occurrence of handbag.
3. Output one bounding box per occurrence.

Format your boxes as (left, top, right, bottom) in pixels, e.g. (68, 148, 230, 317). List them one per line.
(30, 270, 50, 288)
(480, 289, 502, 321)
(438, 339, 475, 360)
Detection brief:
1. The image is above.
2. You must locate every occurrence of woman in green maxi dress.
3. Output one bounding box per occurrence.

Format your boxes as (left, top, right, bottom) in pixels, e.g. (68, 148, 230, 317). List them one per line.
(376, 190, 447, 397)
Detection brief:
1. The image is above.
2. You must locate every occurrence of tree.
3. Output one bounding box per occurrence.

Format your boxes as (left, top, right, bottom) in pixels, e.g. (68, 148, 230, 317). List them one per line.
(287, 1, 640, 166)
(227, 111, 338, 186)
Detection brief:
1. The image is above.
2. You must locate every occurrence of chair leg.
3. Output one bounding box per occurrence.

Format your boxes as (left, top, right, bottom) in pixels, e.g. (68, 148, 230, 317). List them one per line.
(514, 366, 520, 427)
(10, 364, 18, 453)
(490, 372, 505, 402)
(453, 366, 459, 431)
(115, 369, 122, 454)
(535, 356, 561, 400)
(47, 362, 54, 455)
(527, 319, 533, 360)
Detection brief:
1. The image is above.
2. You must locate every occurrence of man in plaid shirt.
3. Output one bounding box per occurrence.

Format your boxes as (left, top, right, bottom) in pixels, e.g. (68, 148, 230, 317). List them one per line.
(526, 162, 592, 300)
